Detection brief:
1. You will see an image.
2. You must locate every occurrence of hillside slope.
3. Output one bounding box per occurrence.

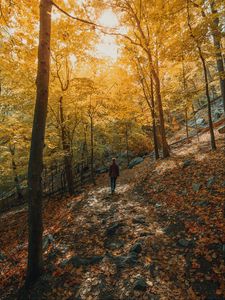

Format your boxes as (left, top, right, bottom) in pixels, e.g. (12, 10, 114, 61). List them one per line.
(0, 131, 225, 300)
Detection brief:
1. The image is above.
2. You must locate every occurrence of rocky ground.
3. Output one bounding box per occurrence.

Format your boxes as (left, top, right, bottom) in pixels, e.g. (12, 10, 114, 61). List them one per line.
(0, 131, 225, 300)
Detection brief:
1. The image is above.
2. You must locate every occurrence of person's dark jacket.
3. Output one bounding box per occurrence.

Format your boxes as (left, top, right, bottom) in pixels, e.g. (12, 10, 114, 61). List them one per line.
(109, 162, 119, 178)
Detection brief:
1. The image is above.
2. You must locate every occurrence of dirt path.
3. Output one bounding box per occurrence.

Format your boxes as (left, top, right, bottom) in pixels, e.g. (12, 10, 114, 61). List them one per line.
(40, 152, 223, 300)
(1, 134, 225, 299)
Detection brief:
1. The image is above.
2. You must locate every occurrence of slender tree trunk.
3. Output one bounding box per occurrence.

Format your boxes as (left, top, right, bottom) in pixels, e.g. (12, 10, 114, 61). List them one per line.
(90, 117, 95, 184)
(150, 77, 159, 159)
(182, 58, 190, 143)
(125, 125, 129, 166)
(187, 0, 216, 150)
(136, 48, 160, 159)
(154, 77, 170, 158)
(200, 53, 216, 150)
(152, 114, 159, 159)
(81, 129, 87, 183)
(192, 104, 200, 143)
(185, 107, 190, 142)
(146, 47, 169, 158)
(25, 0, 52, 287)
(59, 96, 74, 195)
(210, 1, 225, 113)
(9, 145, 24, 202)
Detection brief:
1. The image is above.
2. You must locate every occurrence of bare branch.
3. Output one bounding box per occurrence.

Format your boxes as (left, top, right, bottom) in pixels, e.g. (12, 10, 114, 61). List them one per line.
(52, 1, 113, 30)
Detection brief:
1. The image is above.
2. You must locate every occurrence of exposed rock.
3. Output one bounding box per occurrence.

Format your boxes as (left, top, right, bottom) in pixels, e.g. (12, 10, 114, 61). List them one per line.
(139, 231, 153, 237)
(181, 188, 188, 195)
(133, 277, 147, 291)
(196, 255, 213, 273)
(124, 251, 139, 266)
(105, 240, 124, 250)
(178, 239, 189, 247)
(43, 234, 54, 250)
(151, 244, 161, 253)
(99, 293, 115, 300)
(60, 259, 70, 268)
(213, 109, 223, 121)
(206, 176, 216, 188)
(196, 117, 206, 126)
(207, 243, 223, 251)
(165, 221, 185, 236)
(110, 251, 139, 268)
(132, 215, 146, 225)
(130, 242, 142, 254)
(148, 262, 159, 277)
(187, 119, 196, 128)
(71, 255, 103, 267)
(192, 183, 202, 192)
(192, 280, 219, 298)
(192, 200, 210, 207)
(106, 222, 124, 236)
(218, 125, 225, 134)
(182, 159, 192, 168)
(128, 157, 144, 169)
(148, 294, 160, 300)
(0, 252, 6, 261)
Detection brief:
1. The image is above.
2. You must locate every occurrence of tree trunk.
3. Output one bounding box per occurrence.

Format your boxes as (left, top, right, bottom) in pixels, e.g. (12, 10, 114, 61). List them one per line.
(152, 115, 159, 159)
(59, 96, 74, 195)
(199, 52, 216, 150)
(9, 145, 24, 202)
(154, 77, 170, 158)
(150, 77, 159, 159)
(125, 125, 129, 166)
(25, 0, 52, 287)
(210, 1, 225, 114)
(185, 107, 190, 142)
(187, 0, 216, 150)
(12, 158, 23, 201)
(192, 104, 200, 143)
(90, 117, 95, 184)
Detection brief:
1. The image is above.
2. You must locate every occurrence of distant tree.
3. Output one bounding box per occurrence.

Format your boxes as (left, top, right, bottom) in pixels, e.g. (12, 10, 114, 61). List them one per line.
(187, 0, 216, 150)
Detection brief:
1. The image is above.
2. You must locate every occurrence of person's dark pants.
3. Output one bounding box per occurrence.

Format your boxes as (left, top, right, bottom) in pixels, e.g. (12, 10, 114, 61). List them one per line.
(110, 177, 117, 193)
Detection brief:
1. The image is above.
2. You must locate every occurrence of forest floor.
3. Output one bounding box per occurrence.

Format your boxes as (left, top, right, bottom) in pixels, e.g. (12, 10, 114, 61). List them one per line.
(0, 131, 225, 300)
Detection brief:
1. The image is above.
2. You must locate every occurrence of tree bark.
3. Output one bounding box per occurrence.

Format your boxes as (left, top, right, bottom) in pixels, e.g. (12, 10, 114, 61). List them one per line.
(9, 145, 24, 202)
(185, 107, 190, 142)
(138, 61, 160, 160)
(209, 1, 225, 114)
(150, 77, 159, 159)
(128, 4, 169, 158)
(59, 96, 74, 195)
(146, 48, 169, 158)
(90, 117, 95, 184)
(200, 53, 216, 150)
(25, 0, 52, 287)
(154, 76, 170, 158)
(125, 124, 129, 166)
(192, 104, 200, 143)
(187, 0, 216, 150)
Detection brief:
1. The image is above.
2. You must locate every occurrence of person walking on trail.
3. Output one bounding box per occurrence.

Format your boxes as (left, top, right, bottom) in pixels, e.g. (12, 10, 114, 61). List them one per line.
(109, 158, 119, 194)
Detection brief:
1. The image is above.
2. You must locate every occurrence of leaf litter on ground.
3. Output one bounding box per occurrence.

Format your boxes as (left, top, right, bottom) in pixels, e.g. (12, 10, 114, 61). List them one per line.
(0, 131, 225, 300)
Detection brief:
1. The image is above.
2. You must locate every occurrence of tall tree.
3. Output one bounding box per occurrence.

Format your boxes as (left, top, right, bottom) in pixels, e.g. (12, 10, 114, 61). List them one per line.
(111, 0, 170, 157)
(187, 0, 216, 150)
(53, 55, 75, 195)
(135, 56, 159, 159)
(25, 0, 52, 287)
(209, 0, 225, 113)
